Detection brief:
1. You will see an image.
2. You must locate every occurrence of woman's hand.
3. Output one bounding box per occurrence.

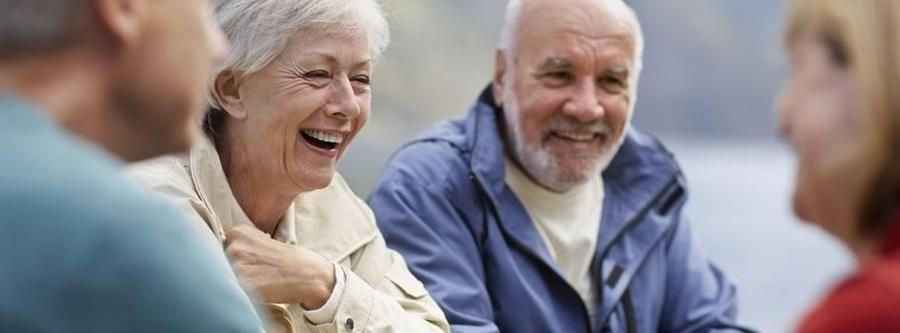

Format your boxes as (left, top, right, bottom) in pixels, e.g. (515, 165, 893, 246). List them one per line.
(224, 225, 335, 309)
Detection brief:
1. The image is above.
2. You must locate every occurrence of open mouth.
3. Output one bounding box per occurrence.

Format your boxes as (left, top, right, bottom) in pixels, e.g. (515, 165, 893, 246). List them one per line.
(300, 129, 343, 151)
(551, 130, 604, 142)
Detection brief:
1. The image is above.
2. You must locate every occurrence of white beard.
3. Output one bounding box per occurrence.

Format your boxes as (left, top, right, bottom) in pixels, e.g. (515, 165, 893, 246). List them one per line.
(501, 88, 631, 192)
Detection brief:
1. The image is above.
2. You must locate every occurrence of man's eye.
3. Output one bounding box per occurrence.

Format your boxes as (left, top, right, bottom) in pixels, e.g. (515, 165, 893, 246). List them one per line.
(541, 71, 574, 86)
(601, 76, 624, 86)
(600, 76, 627, 92)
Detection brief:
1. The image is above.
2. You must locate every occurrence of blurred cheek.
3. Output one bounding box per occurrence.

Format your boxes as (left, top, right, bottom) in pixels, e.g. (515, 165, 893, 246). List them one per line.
(789, 81, 860, 226)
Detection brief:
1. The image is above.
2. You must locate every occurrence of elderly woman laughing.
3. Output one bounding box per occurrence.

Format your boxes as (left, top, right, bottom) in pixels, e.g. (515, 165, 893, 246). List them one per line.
(129, 0, 450, 332)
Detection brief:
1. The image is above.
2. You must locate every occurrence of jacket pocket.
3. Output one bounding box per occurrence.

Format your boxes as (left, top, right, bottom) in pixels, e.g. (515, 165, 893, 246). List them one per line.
(385, 263, 429, 299)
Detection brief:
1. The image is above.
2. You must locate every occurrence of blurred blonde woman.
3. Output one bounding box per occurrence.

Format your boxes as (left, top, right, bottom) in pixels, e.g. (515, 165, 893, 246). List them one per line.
(780, 0, 900, 331)
(129, 0, 450, 332)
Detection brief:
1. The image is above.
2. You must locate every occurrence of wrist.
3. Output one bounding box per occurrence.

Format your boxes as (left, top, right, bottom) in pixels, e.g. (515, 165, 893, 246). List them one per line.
(299, 259, 336, 309)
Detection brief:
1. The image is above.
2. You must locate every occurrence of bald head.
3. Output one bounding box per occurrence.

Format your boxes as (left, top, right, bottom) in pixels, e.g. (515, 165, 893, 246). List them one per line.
(499, 0, 643, 74)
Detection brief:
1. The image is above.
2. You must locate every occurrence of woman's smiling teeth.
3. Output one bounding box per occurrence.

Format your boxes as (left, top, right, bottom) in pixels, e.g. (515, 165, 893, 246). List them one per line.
(300, 129, 344, 151)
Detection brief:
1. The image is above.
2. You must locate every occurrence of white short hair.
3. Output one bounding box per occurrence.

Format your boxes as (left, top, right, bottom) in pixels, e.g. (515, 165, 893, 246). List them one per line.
(207, 0, 390, 110)
(498, 0, 644, 83)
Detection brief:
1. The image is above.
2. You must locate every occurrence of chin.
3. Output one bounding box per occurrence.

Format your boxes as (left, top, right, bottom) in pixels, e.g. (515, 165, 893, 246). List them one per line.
(295, 169, 336, 192)
(791, 189, 818, 225)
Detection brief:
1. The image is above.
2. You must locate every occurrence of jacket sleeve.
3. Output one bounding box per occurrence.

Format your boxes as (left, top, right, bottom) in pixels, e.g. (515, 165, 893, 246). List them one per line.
(368, 166, 501, 333)
(297, 235, 452, 333)
(292, 189, 450, 333)
(661, 209, 751, 332)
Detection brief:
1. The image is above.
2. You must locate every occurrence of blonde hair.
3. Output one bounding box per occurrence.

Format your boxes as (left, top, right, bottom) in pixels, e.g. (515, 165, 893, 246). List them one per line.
(786, 0, 900, 235)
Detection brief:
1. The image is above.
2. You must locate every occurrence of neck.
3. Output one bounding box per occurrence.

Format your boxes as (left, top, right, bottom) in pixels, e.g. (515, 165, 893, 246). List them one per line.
(216, 129, 298, 234)
(0, 52, 139, 161)
(846, 236, 877, 263)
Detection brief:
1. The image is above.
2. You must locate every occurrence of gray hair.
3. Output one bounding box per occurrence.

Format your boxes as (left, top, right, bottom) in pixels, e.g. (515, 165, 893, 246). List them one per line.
(207, 0, 390, 110)
(0, 0, 89, 57)
(498, 0, 644, 84)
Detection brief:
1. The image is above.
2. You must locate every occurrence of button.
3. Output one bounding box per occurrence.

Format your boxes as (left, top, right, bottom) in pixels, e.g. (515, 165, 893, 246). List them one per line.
(343, 317, 355, 331)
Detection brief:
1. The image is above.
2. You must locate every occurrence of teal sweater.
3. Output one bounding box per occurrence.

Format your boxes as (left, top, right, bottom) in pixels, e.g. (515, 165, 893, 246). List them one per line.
(0, 96, 264, 332)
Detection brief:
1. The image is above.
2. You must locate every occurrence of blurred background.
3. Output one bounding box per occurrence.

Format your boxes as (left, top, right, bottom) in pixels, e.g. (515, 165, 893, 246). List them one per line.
(339, 1, 853, 331)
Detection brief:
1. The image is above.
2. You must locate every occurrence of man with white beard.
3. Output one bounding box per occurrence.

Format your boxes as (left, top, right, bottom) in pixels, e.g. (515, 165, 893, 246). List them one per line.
(368, 0, 752, 332)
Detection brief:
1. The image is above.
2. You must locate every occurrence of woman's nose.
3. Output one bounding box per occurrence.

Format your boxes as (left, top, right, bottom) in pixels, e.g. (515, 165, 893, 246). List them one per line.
(324, 76, 362, 120)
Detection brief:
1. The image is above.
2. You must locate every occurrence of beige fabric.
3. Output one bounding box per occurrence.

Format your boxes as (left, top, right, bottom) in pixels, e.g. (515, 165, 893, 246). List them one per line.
(504, 158, 603, 330)
(128, 136, 449, 333)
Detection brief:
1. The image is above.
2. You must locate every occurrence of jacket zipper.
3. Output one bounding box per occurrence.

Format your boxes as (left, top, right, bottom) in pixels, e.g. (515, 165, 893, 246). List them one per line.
(622, 289, 637, 333)
(595, 175, 682, 330)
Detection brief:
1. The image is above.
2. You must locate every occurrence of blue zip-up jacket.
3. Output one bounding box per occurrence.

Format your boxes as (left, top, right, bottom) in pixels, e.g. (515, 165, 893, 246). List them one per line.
(368, 87, 752, 333)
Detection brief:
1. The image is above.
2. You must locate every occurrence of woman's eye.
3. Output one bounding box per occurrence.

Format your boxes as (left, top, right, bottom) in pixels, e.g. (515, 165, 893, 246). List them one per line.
(353, 75, 371, 85)
(304, 70, 331, 80)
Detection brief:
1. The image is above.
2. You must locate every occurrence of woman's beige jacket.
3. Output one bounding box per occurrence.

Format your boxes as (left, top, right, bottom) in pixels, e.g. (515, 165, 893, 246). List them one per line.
(129, 136, 449, 333)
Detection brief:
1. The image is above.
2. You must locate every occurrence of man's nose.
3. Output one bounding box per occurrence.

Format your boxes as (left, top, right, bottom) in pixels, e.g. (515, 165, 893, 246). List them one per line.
(562, 79, 605, 123)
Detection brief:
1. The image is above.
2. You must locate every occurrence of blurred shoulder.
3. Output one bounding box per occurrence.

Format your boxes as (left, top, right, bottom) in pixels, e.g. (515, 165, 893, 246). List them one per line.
(797, 266, 900, 333)
(127, 153, 194, 196)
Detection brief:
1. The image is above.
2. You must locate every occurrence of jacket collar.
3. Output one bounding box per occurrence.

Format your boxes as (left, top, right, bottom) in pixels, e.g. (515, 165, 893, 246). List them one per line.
(463, 85, 683, 327)
(464, 87, 558, 266)
(189, 135, 298, 245)
(187, 134, 376, 261)
(188, 135, 376, 261)
(464, 85, 680, 248)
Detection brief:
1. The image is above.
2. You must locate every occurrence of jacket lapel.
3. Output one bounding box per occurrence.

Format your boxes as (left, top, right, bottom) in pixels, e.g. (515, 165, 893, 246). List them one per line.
(466, 88, 565, 275)
(592, 132, 682, 326)
(188, 134, 371, 258)
(291, 175, 377, 262)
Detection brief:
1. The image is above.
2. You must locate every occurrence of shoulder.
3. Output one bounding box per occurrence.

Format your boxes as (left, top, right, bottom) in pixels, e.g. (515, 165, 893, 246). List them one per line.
(0, 139, 261, 331)
(611, 128, 681, 175)
(127, 153, 196, 198)
(374, 118, 473, 194)
(797, 266, 900, 333)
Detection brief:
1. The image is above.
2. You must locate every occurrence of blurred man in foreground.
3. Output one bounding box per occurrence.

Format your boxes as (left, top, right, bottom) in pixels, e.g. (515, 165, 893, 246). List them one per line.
(0, 0, 264, 331)
(369, 0, 752, 331)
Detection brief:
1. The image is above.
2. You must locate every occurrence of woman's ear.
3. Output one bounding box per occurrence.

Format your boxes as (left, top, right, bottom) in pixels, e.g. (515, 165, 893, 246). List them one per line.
(214, 70, 248, 120)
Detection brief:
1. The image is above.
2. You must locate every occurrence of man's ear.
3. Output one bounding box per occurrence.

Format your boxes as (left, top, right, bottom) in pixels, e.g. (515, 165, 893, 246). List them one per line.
(93, 0, 146, 49)
(214, 71, 248, 120)
(492, 49, 508, 108)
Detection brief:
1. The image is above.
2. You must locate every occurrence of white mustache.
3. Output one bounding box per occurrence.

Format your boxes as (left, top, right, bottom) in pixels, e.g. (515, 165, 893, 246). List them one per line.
(543, 117, 611, 136)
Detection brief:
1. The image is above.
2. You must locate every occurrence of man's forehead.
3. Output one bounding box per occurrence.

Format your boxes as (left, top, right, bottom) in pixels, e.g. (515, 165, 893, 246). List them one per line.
(534, 55, 632, 76)
(521, 36, 635, 71)
(518, 0, 637, 36)
(513, 0, 638, 56)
